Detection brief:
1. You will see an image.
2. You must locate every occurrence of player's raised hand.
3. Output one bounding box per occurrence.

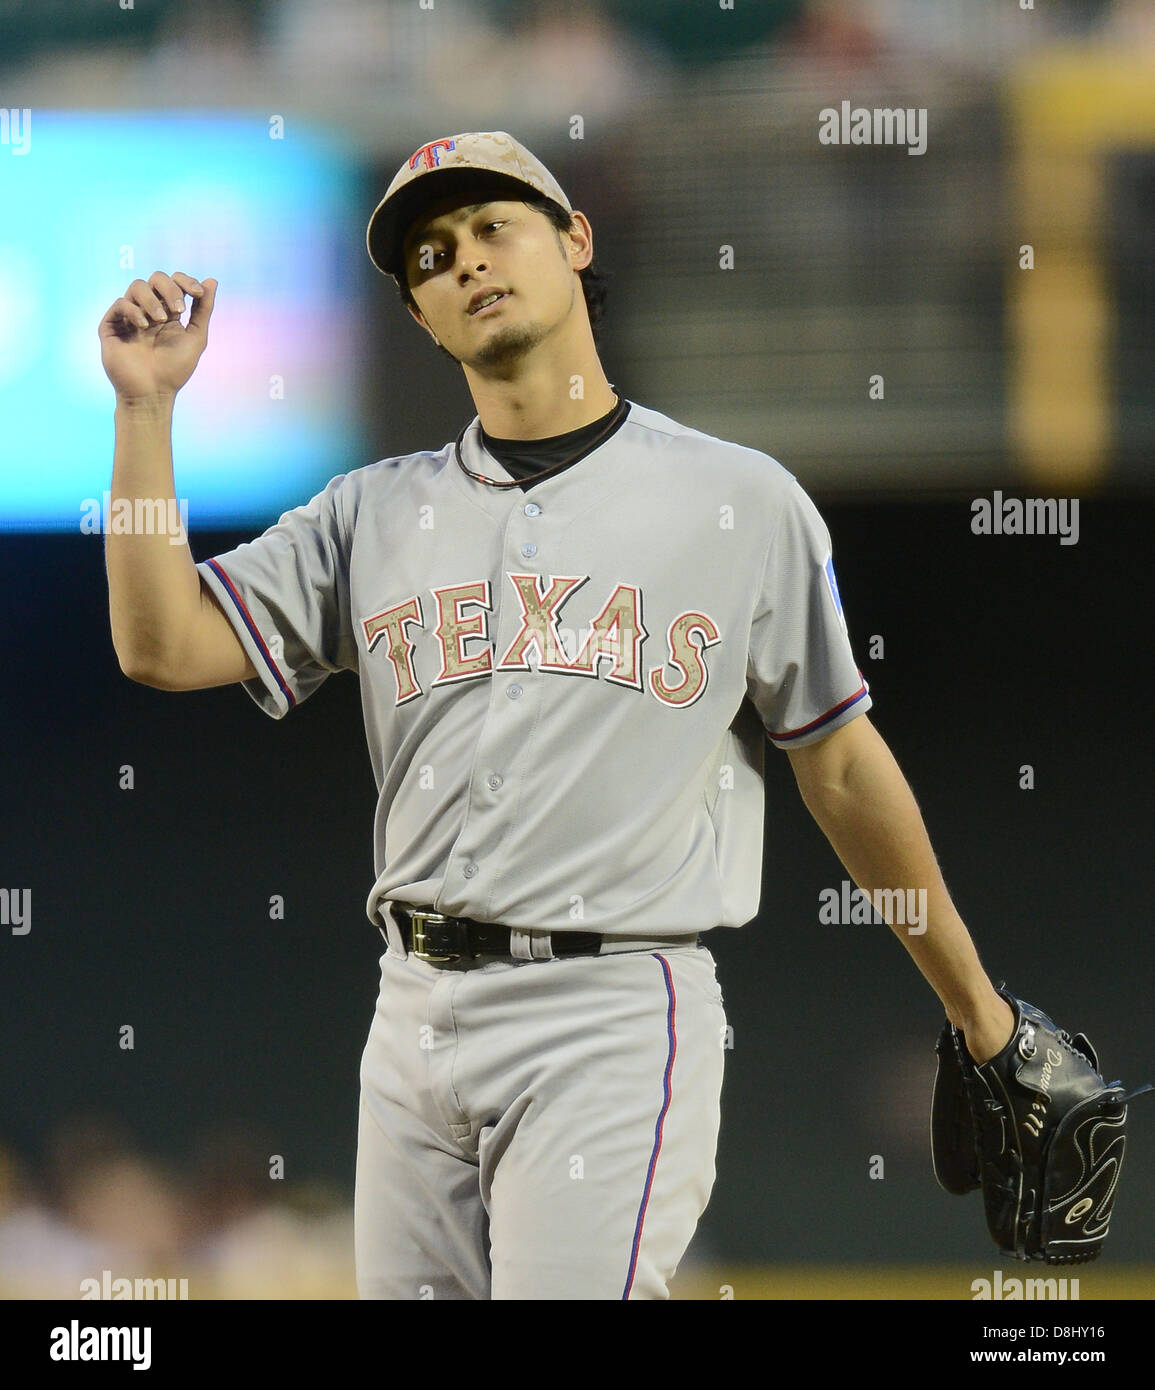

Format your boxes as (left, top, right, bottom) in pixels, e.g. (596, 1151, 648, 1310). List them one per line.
(99, 271, 217, 403)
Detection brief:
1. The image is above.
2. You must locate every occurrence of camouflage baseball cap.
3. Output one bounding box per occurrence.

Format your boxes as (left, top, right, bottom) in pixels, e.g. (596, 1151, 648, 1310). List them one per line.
(366, 131, 572, 281)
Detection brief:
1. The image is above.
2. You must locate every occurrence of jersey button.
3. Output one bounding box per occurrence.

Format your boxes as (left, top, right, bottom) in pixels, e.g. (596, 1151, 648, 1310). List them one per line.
(506, 683, 523, 699)
(523, 502, 541, 517)
(486, 773, 503, 790)
(520, 542, 538, 559)
(463, 862, 479, 879)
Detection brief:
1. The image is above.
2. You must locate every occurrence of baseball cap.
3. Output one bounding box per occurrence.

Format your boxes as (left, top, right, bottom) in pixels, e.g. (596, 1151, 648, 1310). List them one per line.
(366, 131, 572, 281)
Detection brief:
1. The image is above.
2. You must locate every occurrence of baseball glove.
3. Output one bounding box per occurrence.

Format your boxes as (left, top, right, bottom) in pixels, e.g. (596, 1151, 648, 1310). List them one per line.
(932, 988, 1151, 1264)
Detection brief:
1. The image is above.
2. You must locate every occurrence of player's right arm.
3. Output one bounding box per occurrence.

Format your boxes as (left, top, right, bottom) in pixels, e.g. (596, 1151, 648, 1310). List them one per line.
(99, 271, 258, 690)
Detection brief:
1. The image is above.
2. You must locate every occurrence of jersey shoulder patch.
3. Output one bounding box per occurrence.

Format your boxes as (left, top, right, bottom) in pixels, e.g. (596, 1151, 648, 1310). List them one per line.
(824, 553, 848, 633)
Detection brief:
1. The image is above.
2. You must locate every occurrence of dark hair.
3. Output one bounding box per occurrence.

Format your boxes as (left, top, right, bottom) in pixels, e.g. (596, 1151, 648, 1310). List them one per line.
(396, 194, 609, 339)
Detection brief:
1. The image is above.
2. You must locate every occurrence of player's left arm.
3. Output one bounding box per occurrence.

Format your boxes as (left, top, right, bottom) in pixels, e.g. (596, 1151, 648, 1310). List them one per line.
(785, 711, 1015, 1064)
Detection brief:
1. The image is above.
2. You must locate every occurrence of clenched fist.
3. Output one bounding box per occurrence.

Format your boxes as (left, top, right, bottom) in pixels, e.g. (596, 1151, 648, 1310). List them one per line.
(99, 270, 217, 403)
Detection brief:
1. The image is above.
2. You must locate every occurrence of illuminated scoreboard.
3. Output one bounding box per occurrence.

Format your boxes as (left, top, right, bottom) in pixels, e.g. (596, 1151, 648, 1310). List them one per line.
(0, 113, 366, 532)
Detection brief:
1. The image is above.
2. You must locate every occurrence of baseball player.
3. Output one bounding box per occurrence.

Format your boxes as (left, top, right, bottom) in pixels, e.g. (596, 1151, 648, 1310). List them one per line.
(100, 131, 1018, 1299)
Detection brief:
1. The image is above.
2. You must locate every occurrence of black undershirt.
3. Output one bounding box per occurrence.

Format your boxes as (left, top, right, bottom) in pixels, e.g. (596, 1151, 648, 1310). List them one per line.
(480, 397, 629, 490)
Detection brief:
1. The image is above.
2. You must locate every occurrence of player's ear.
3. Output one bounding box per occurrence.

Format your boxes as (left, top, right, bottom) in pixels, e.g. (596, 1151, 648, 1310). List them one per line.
(407, 301, 441, 348)
(564, 211, 595, 275)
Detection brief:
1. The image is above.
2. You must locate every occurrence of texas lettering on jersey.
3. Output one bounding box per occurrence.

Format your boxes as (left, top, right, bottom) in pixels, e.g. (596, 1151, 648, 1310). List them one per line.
(362, 572, 722, 710)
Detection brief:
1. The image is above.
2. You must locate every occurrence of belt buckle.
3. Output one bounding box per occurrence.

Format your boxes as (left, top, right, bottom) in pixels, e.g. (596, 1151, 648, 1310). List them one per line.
(409, 910, 460, 963)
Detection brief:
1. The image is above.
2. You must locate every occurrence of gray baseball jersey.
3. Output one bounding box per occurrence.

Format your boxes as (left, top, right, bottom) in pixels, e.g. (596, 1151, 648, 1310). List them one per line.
(196, 400, 871, 939)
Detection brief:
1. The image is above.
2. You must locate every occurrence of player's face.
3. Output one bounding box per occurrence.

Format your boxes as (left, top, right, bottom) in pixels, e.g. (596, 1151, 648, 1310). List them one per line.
(402, 197, 591, 371)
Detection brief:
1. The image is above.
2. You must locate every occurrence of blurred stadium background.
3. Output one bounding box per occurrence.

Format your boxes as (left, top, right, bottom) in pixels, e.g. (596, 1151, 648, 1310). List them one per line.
(1, 0, 1153, 1300)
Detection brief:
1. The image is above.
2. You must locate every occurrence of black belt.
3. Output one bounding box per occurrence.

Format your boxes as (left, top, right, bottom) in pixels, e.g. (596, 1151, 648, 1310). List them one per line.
(394, 906, 603, 962)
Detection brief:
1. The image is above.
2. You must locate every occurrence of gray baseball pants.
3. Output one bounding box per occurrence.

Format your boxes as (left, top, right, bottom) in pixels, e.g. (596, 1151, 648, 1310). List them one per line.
(354, 932, 726, 1300)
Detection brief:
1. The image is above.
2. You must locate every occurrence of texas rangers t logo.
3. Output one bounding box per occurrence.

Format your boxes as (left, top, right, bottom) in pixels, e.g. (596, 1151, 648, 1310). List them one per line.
(409, 139, 456, 171)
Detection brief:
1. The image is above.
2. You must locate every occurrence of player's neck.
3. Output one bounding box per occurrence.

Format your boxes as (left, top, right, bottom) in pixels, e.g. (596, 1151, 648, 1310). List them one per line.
(463, 335, 616, 440)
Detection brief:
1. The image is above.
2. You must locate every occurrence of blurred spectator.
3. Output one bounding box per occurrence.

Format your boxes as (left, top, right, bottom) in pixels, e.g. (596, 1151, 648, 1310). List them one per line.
(0, 1117, 354, 1298)
(0, 1118, 173, 1298)
(183, 1121, 354, 1298)
(144, 0, 265, 101)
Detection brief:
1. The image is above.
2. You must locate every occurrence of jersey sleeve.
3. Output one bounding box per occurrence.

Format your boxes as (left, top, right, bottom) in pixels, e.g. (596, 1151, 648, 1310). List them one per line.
(195, 475, 357, 719)
(747, 476, 871, 748)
